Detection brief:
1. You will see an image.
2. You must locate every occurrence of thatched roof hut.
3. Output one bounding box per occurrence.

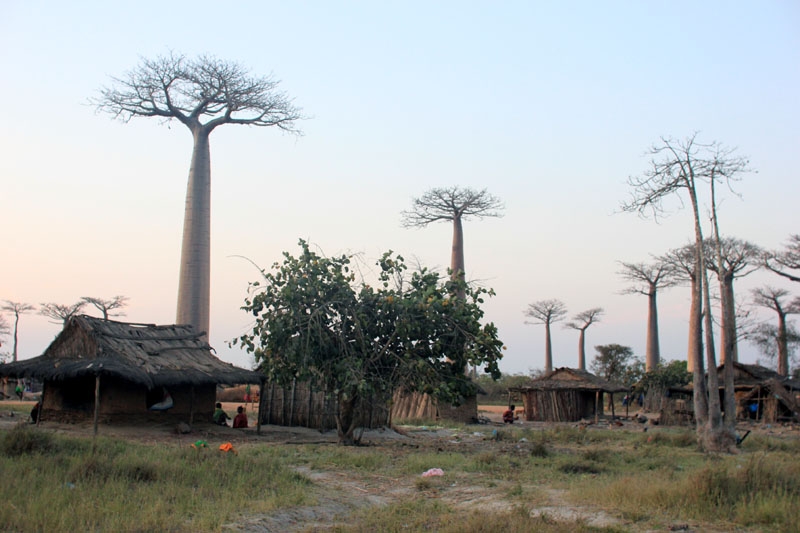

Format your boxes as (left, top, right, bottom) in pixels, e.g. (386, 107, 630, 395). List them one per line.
(0, 315, 262, 426)
(509, 367, 627, 422)
(714, 363, 800, 423)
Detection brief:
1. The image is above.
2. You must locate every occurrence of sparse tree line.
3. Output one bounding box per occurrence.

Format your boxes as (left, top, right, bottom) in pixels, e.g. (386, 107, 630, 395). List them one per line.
(525, 235, 799, 379)
(524, 134, 798, 451)
(0, 297, 129, 363)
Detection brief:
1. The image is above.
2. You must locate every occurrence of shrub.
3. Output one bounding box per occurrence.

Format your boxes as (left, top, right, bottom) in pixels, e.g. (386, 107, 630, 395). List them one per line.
(0, 424, 56, 457)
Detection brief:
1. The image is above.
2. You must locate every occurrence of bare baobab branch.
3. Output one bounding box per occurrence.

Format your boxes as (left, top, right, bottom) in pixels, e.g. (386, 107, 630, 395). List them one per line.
(764, 234, 800, 283)
(617, 260, 678, 371)
(81, 296, 130, 321)
(401, 186, 504, 297)
(1, 301, 35, 363)
(39, 301, 86, 326)
(565, 307, 603, 371)
(524, 299, 568, 373)
(751, 286, 800, 376)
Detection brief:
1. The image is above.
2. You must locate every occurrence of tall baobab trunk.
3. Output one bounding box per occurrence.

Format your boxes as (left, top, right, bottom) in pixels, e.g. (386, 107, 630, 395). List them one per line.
(718, 277, 738, 364)
(645, 289, 660, 371)
(13, 313, 19, 363)
(176, 126, 212, 338)
(577, 329, 586, 370)
(688, 188, 709, 428)
(544, 323, 553, 373)
(451, 215, 465, 299)
(777, 312, 789, 376)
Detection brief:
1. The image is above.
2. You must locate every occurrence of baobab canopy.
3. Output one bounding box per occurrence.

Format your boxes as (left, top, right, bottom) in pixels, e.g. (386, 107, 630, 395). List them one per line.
(94, 53, 304, 341)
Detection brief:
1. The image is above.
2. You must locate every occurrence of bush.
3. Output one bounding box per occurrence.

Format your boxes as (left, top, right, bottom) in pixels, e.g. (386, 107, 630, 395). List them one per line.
(0, 424, 57, 457)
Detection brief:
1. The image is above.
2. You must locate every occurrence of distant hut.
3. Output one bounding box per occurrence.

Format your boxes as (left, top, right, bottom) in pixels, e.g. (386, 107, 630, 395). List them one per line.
(660, 363, 800, 425)
(509, 367, 627, 422)
(716, 363, 800, 423)
(0, 315, 262, 426)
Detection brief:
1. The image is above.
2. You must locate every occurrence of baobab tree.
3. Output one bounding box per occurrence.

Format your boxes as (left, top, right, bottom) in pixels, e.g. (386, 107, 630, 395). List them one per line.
(617, 260, 677, 371)
(401, 187, 504, 298)
(657, 244, 700, 373)
(622, 133, 750, 451)
(524, 299, 568, 373)
(81, 296, 129, 321)
(39, 301, 86, 326)
(751, 286, 800, 376)
(1, 301, 35, 363)
(765, 234, 800, 283)
(95, 53, 303, 339)
(704, 237, 762, 364)
(565, 308, 603, 371)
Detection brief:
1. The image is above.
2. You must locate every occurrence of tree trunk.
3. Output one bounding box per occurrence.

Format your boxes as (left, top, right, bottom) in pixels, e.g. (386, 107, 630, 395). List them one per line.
(718, 279, 738, 363)
(777, 312, 789, 376)
(719, 274, 737, 431)
(544, 323, 553, 373)
(577, 329, 586, 370)
(450, 215, 466, 300)
(645, 288, 660, 371)
(176, 126, 212, 339)
(688, 186, 708, 427)
(336, 390, 360, 446)
(12, 312, 20, 363)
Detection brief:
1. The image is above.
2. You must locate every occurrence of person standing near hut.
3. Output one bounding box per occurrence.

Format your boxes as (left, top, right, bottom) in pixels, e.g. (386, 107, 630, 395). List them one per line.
(233, 406, 248, 428)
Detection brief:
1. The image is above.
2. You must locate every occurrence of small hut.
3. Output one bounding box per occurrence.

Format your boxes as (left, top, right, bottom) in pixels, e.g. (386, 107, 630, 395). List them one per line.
(509, 367, 627, 422)
(0, 315, 262, 425)
(716, 363, 800, 423)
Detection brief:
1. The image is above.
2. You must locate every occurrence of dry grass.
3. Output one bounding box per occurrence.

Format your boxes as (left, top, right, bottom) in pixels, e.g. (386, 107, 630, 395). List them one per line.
(2, 412, 799, 532)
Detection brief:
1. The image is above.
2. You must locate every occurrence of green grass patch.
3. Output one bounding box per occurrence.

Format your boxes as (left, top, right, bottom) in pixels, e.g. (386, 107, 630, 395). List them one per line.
(0, 426, 309, 531)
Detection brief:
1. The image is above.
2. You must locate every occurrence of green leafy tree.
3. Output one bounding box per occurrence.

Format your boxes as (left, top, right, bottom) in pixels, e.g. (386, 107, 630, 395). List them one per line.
(590, 344, 644, 388)
(637, 360, 692, 394)
(235, 240, 503, 445)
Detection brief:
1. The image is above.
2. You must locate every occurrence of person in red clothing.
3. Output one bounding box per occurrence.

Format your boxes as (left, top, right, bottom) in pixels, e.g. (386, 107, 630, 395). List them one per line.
(503, 404, 518, 424)
(233, 405, 248, 428)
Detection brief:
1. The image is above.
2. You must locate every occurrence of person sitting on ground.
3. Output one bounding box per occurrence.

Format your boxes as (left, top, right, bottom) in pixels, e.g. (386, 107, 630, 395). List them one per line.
(233, 405, 248, 429)
(30, 401, 40, 424)
(213, 402, 231, 426)
(503, 404, 518, 424)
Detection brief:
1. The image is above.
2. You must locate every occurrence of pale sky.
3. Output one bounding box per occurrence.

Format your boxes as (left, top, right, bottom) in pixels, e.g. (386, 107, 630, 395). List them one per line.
(1, 1, 798, 375)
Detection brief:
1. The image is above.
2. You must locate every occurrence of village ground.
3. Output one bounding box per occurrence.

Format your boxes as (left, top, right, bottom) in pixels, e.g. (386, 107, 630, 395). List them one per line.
(2, 400, 799, 532)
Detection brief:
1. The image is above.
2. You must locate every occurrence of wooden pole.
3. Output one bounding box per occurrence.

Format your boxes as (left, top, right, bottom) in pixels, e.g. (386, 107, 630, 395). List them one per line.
(93, 375, 101, 452)
(257, 380, 265, 435)
(594, 390, 600, 424)
(189, 386, 195, 426)
(289, 379, 297, 427)
(610, 392, 616, 419)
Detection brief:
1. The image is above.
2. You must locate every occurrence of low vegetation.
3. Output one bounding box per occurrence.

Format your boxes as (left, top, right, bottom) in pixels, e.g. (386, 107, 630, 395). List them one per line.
(1, 421, 798, 532)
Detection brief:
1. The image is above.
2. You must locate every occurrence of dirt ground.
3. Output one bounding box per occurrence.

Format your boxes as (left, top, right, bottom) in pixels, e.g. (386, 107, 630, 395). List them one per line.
(2, 400, 798, 532)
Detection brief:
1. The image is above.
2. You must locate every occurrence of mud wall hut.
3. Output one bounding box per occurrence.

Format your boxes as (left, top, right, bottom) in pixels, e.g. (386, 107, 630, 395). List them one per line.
(0, 315, 262, 425)
(509, 368, 627, 422)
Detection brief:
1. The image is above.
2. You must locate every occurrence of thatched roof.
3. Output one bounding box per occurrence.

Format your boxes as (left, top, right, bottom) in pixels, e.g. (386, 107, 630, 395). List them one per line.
(0, 315, 262, 389)
(715, 362, 800, 390)
(508, 367, 628, 394)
